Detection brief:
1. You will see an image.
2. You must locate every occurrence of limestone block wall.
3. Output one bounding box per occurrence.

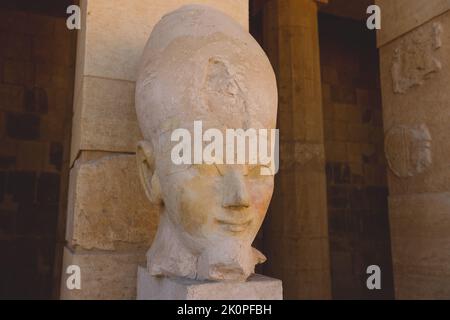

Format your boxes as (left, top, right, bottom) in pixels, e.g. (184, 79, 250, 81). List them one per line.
(376, 0, 450, 299)
(0, 9, 76, 299)
(61, 0, 249, 300)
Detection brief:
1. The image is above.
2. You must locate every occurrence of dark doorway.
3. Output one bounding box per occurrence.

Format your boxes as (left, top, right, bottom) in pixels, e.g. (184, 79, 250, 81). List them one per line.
(0, 0, 76, 299)
(318, 10, 394, 299)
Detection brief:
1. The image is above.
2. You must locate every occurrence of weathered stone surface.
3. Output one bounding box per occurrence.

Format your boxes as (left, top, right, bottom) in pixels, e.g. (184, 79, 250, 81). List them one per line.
(60, 247, 146, 300)
(70, 76, 143, 164)
(258, 0, 331, 299)
(379, 10, 450, 300)
(66, 154, 159, 250)
(137, 267, 283, 300)
(389, 193, 450, 299)
(135, 4, 278, 283)
(376, 0, 450, 47)
(385, 124, 432, 178)
(66, 0, 251, 300)
(280, 142, 325, 169)
(391, 22, 443, 94)
(380, 13, 450, 196)
(81, 0, 248, 82)
(70, 0, 249, 164)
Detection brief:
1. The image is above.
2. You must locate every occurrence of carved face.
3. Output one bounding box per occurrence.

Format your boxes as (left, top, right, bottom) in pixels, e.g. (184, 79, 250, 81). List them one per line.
(138, 127, 276, 280)
(160, 156, 274, 275)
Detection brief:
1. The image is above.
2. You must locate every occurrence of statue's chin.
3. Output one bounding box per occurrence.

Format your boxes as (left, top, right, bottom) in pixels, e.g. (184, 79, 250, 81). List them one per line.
(146, 213, 266, 282)
(196, 240, 266, 282)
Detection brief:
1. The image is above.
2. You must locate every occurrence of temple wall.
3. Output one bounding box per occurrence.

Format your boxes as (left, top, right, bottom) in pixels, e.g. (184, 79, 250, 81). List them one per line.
(61, 0, 450, 300)
(376, 0, 450, 299)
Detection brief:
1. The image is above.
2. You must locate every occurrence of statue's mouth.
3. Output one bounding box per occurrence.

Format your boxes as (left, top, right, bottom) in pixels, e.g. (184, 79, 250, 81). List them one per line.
(215, 218, 252, 233)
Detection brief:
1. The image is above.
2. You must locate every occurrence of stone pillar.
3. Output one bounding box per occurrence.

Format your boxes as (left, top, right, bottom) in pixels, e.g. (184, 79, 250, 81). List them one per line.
(61, 0, 249, 300)
(261, 0, 332, 299)
(376, 0, 450, 299)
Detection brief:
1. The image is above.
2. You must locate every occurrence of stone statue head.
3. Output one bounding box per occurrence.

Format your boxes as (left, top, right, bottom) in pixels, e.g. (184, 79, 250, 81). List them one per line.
(135, 4, 278, 281)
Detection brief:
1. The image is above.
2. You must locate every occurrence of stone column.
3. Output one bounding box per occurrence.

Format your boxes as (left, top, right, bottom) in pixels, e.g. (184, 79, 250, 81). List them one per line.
(261, 0, 332, 299)
(60, 0, 249, 300)
(376, 0, 450, 299)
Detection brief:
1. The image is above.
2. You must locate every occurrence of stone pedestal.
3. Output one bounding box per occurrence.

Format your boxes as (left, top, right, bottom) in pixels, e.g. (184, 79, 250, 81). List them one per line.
(137, 267, 283, 300)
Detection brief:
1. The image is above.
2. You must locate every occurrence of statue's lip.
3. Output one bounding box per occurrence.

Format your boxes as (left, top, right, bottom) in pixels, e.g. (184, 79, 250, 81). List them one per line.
(215, 218, 252, 232)
(215, 218, 252, 226)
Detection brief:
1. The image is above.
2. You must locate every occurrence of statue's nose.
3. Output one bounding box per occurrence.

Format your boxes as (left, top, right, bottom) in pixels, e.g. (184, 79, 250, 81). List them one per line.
(222, 169, 250, 209)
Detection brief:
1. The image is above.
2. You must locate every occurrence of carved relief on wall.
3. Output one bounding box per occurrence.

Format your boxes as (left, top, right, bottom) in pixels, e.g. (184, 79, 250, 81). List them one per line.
(391, 23, 443, 94)
(385, 124, 432, 178)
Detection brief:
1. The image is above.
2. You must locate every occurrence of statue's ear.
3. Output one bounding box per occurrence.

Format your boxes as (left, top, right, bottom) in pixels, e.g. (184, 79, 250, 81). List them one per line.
(136, 141, 163, 205)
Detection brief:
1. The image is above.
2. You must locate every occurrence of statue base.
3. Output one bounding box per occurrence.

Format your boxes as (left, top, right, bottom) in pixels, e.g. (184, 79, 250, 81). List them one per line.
(137, 267, 283, 300)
